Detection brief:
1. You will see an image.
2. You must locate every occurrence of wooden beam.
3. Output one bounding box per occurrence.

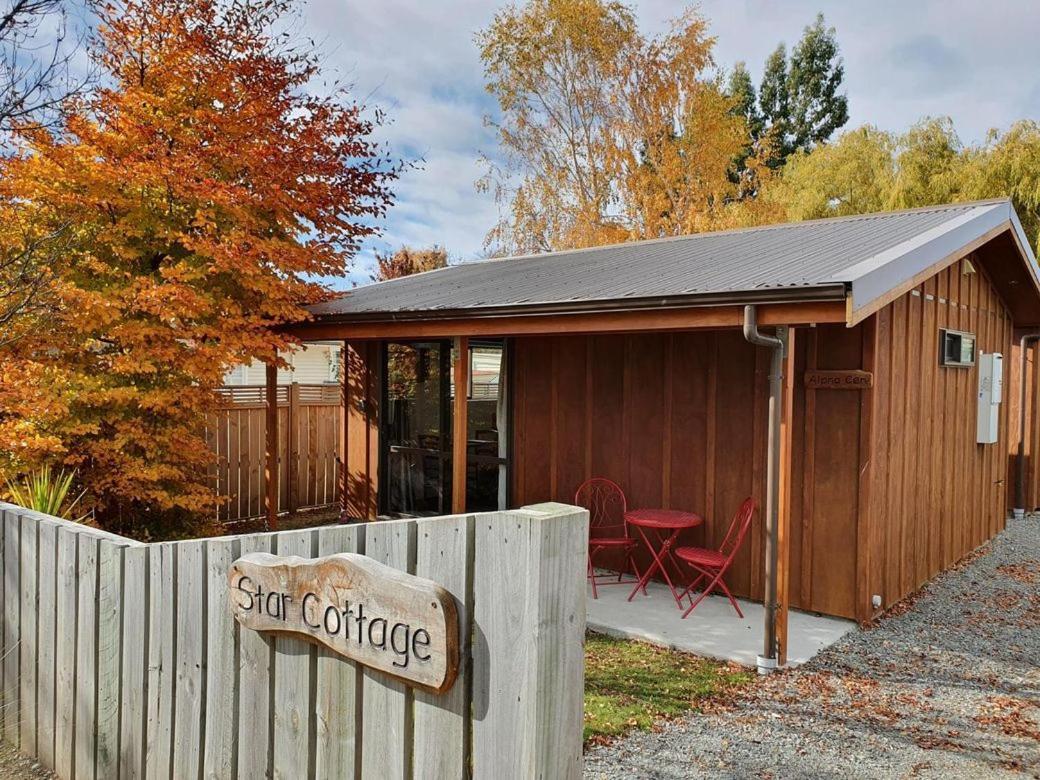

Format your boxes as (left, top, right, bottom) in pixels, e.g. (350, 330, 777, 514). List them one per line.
(287, 382, 301, 515)
(856, 316, 879, 623)
(776, 326, 797, 666)
(264, 362, 279, 531)
(452, 337, 469, 514)
(365, 342, 380, 519)
(338, 341, 347, 521)
(285, 301, 847, 342)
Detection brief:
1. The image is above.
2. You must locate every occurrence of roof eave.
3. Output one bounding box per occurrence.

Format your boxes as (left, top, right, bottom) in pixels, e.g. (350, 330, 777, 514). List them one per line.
(843, 202, 1040, 326)
(303, 284, 849, 326)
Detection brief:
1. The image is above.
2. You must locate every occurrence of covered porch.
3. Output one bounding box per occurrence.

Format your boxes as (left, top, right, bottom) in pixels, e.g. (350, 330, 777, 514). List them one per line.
(587, 576, 855, 667)
(276, 297, 852, 669)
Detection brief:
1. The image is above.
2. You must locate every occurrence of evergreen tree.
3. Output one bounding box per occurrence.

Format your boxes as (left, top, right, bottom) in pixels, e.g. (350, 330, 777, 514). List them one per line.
(786, 14, 849, 154)
(757, 15, 848, 167)
(727, 61, 763, 138)
(725, 61, 764, 196)
(758, 45, 789, 157)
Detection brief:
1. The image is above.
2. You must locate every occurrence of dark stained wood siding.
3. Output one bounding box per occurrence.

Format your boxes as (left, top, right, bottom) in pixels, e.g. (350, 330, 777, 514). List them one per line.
(336, 250, 1018, 620)
(510, 254, 1014, 620)
(864, 256, 1013, 619)
(343, 341, 380, 519)
(1009, 337, 1040, 512)
(791, 324, 865, 619)
(511, 329, 864, 614)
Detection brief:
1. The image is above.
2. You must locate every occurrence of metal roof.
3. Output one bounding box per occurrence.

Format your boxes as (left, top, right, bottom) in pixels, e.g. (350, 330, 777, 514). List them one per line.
(309, 199, 1038, 324)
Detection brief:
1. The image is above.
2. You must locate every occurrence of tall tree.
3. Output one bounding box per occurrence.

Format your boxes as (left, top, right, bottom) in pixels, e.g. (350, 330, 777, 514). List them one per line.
(372, 245, 448, 282)
(0, 0, 395, 533)
(764, 117, 1040, 251)
(477, 0, 767, 255)
(757, 15, 848, 167)
(0, 0, 88, 344)
(725, 60, 765, 197)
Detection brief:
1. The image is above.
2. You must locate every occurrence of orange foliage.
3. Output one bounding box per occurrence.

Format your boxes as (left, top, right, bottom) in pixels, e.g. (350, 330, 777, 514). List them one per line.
(477, 0, 780, 255)
(372, 245, 448, 281)
(0, 0, 395, 533)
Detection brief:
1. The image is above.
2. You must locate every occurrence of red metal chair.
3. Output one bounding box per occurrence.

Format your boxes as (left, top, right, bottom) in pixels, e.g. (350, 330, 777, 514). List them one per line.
(675, 497, 756, 618)
(575, 478, 643, 599)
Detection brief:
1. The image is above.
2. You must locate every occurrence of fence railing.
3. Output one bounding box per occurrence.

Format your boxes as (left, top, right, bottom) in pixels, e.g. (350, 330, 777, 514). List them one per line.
(0, 501, 587, 779)
(209, 383, 342, 523)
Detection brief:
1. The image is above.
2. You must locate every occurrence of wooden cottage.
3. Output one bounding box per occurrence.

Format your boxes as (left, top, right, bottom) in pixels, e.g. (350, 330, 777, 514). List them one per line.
(277, 199, 1040, 663)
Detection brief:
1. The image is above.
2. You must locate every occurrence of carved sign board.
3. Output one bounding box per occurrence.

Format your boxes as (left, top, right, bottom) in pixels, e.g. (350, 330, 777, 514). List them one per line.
(804, 370, 874, 390)
(229, 552, 459, 693)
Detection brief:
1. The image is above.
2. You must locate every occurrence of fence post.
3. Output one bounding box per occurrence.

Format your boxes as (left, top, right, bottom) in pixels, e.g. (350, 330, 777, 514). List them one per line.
(288, 381, 301, 515)
(265, 364, 279, 530)
(472, 502, 588, 780)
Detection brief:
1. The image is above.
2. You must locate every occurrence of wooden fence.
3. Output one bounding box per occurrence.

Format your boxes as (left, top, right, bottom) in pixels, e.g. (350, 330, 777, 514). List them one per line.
(0, 501, 587, 779)
(209, 383, 342, 523)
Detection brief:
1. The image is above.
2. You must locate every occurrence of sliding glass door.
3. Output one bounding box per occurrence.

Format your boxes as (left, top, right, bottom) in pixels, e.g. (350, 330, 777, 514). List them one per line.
(380, 339, 510, 517)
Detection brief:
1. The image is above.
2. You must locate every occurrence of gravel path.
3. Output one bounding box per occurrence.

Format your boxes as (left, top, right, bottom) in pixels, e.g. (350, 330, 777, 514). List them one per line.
(585, 515, 1040, 779)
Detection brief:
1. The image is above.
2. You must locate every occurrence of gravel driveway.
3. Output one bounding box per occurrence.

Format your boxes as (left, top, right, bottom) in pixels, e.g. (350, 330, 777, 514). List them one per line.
(585, 515, 1040, 779)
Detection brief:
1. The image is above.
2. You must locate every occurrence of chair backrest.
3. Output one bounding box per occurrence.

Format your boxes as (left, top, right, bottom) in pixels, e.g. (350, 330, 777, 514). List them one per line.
(718, 497, 756, 563)
(574, 478, 627, 539)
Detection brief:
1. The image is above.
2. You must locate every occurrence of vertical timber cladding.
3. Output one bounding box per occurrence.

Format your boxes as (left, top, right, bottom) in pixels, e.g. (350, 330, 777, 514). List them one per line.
(511, 327, 876, 621)
(512, 331, 778, 609)
(344, 341, 380, 519)
(792, 324, 866, 620)
(867, 256, 1013, 619)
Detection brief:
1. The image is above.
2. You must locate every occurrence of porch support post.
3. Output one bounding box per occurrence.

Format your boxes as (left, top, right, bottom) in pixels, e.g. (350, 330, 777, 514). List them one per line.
(265, 361, 279, 531)
(776, 326, 796, 666)
(338, 340, 348, 521)
(1016, 332, 1040, 517)
(452, 336, 469, 514)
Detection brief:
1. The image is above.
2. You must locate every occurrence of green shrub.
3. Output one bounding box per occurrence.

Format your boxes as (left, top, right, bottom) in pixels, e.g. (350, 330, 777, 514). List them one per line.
(4, 465, 86, 520)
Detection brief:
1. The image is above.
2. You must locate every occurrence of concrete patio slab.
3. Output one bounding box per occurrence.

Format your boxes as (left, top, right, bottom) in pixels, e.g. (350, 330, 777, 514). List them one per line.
(586, 577, 856, 667)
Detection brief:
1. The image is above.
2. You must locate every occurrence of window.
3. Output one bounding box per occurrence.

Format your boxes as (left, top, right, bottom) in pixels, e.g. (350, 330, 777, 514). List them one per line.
(939, 329, 976, 367)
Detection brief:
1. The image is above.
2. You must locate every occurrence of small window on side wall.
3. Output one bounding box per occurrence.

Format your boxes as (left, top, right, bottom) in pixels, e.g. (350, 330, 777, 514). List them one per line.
(939, 328, 976, 367)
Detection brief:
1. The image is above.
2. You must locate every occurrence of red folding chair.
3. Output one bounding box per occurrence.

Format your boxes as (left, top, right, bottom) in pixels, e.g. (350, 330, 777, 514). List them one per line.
(675, 497, 756, 618)
(575, 478, 643, 599)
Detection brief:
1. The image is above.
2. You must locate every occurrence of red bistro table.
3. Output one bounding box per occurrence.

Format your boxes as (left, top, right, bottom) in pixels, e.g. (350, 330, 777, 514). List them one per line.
(625, 509, 704, 608)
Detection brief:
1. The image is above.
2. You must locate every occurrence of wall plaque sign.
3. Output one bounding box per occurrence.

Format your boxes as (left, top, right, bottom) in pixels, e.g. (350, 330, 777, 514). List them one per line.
(229, 552, 459, 692)
(807, 368, 873, 388)
(804, 370, 874, 390)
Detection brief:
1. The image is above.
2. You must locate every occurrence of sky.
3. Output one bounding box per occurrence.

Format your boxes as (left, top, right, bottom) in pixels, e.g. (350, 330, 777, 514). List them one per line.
(57, 1, 1040, 286)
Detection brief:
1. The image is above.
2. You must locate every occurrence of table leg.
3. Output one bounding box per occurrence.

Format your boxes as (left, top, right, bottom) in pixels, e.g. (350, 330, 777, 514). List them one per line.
(654, 532, 688, 609)
(627, 528, 688, 607)
(626, 527, 663, 601)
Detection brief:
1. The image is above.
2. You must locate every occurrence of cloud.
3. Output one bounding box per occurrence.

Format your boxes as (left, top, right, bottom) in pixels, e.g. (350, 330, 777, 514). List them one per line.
(887, 35, 967, 96)
(240, 1, 1040, 287)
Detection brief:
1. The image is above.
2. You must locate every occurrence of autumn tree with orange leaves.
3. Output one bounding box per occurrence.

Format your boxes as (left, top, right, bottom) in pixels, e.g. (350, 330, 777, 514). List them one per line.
(477, 0, 780, 255)
(372, 245, 448, 282)
(0, 0, 395, 534)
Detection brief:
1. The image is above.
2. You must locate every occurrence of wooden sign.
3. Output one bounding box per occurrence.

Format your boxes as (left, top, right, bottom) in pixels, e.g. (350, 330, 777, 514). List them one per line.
(804, 370, 874, 390)
(229, 552, 459, 692)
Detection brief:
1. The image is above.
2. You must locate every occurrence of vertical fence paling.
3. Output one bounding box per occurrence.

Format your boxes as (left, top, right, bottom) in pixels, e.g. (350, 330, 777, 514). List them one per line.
(314, 524, 365, 779)
(0, 501, 586, 780)
(211, 384, 343, 523)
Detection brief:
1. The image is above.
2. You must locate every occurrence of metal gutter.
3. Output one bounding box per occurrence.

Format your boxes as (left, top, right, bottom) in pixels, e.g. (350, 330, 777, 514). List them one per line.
(304, 284, 848, 326)
(742, 305, 787, 674)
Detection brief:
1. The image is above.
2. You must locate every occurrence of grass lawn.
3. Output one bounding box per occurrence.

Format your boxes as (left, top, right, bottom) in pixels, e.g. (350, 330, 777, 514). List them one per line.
(584, 631, 753, 745)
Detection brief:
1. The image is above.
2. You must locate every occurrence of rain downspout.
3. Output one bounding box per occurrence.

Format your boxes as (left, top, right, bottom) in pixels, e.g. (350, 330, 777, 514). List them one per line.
(1016, 332, 1040, 518)
(743, 305, 788, 675)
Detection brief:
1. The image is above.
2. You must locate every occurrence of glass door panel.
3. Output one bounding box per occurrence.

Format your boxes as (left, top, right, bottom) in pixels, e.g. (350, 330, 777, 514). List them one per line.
(461, 341, 509, 512)
(382, 341, 451, 516)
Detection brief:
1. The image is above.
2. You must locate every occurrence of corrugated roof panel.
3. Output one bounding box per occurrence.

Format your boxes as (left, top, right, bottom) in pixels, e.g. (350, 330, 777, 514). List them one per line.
(309, 202, 1007, 318)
